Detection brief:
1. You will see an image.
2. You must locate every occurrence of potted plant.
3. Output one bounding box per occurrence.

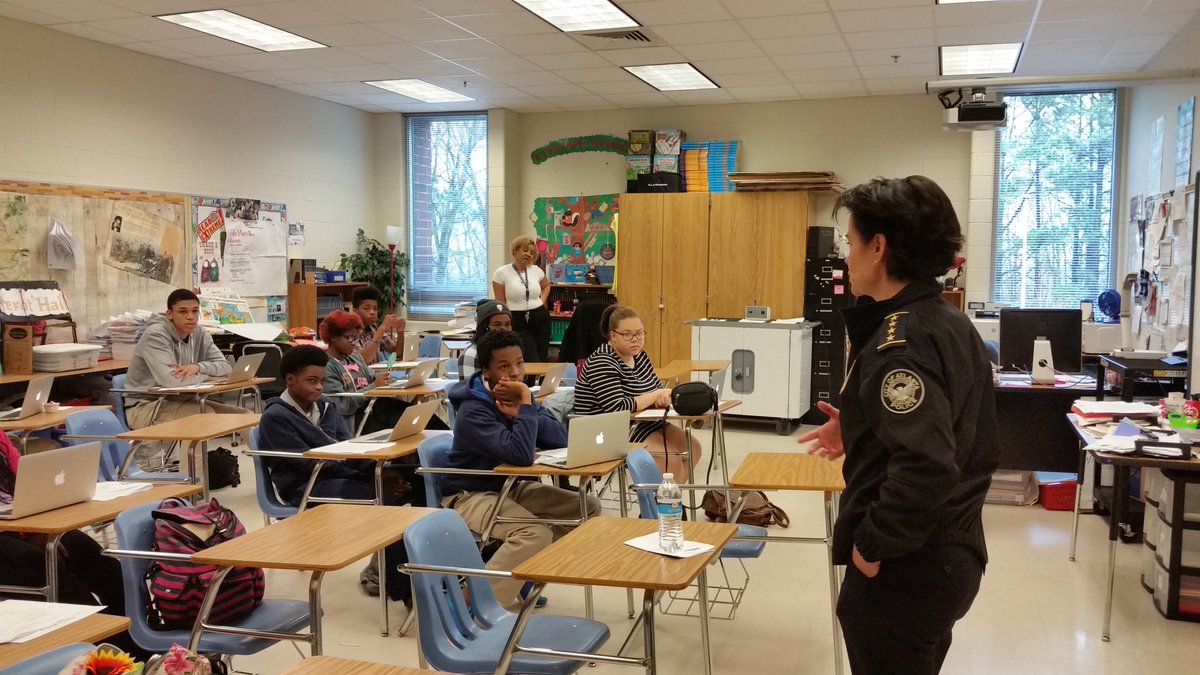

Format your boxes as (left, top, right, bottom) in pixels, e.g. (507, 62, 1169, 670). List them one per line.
(337, 229, 408, 311)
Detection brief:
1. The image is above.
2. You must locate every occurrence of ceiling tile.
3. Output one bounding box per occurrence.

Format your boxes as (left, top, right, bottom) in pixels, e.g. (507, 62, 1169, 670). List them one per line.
(827, 0, 927, 9)
(581, 79, 655, 95)
(852, 46, 935, 67)
(79, 15, 200, 41)
(374, 16, 477, 41)
(1101, 52, 1156, 70)
(1023, 38, 1117, 60)
(601, 92, 674, 108)
(163, 36, 259, 57)
(0, 0, 76, 23)
(422, 74, 502, 89)
(1016, 55, 1104, 75)
(935, 23, 1030, 45)
(343, 42, 431, 63)
(843, 28, 934, 50)
(411, 0, 516, 16)
(523, 51, 612, 70)
(278, 48, 371, 68)
(519, 83, 592, 98)
(720, 0, 829, 19)
(235, 70, 294, 85)
(124, 41, 200, 60)
(235, 0, 350, 29)
(740, 13, 839, 39)
(794, 80, 868, 98)
(453, 84, 529, 99)
(1, 0, 136, 22)
(663, 88, 736, 105)
(597, 45, 687, 67)
(455, 55, 541, 74)
(447, 11, 558, 37)
(500, 98, 563, 112)
(1146, 0, 1200, 13)
(543, 95, 616, 110)
(310, 0, 432, 22)
(1038, 0, 1145, 22)
(708, 70, 789, 86)
(783, 66, 862, 84)
(835, 6, 934, 33)
(412, 39, 512, 59)
(865, 77, 927, 95)
(489, 70, 569, 87)
(651, 20, 751, 45)
(757, 34, 849, 56)
(1108, 33, 1175, 54)
(692, 57, 778, 75)
(278, 83, 331, 96)
(104, 1, 229, 13)
(624, 0, 734, 25)
(725, 83, 801, 102)
(51, 22, 137, 45)
(269, 67, 346, 83)
(292, 22, 396, 47)
(934, 2, 1037, 28)
(856, 62, 937, 79)
(554, 67, 634, 83)
(489, 34, 587, 55)
(1032, 17, 1125, 40)
(772, 51, 856, 71)
(676, 40, 765, 61)
(380, 60, 476, 78)
(179, 56, 245, 74)
(322, 63, 411, 80)
(212, 52, 304, 71)
(312, 80, 381, 95)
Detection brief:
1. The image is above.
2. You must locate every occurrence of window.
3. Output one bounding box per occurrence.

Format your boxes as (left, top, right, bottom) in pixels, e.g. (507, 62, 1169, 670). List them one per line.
(993, 91, 1117, 308)
(406, 113, 488, 319)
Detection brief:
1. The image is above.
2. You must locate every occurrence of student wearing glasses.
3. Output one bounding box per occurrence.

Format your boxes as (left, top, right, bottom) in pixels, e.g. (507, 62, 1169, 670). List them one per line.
(574, 305, 700, 480)
(492, 235, 551, 362)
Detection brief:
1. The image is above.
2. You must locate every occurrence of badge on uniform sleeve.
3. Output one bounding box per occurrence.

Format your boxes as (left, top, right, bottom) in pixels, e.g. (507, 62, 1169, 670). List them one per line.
(881, 369, 923, 414)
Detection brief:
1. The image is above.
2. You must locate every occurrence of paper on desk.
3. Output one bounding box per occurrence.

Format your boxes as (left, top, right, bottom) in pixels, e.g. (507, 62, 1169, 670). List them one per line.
(1072, 400, 1160, 416)
(635, 407, 677, 420)
(533, 448, 568, 467)
(156, 383, 217, 392)
(369, 361, 420, 371)
(92, 481, 152, 501)
(0, 600, 103, 644)
(313, 440, 387, 455)
(624, 532, 714, 559)
(222, 322, 285, 342)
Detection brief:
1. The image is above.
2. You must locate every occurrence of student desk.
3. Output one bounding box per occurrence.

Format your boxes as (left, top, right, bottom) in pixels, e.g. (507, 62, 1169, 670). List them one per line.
(521, 362, 555, 378)
(637, 399, 741, 499)
(0, 360, 130, 387)
(360, 380, 452, 436)
(0, 405, 111, 453)
(503, 516, 737, 675)
(729, 452, 847, 675)
(994, 373, 1097, 471)
(188, 504, 435, 656)
(282, 657, 438, 675)
(654, 359, 731, 384)
(144, 376, 274, 413)
(0, 613, 131, 669)
(117, 413, 260, 500)
(0, 483, 200, 602)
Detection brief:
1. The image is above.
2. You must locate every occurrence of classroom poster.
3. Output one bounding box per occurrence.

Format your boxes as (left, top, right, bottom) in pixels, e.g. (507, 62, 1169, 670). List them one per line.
(0, 194, 31, 279)
(530, 194, 619, 271)
(266, 294, 287, 323)
(104, 203, 183, 284)
(1175, 97, 1194, 188)
(192, 196, 287, 297)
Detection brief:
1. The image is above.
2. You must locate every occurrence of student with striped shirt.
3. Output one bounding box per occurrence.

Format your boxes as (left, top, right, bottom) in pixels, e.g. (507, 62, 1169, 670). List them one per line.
(574, 305, 701, 480)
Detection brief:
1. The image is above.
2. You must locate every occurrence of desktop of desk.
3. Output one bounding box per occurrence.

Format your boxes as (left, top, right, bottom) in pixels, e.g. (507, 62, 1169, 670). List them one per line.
(994, 373, 1098, 473)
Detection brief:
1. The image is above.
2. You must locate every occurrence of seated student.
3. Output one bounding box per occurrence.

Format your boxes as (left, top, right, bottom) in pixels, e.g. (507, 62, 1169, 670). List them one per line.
(460, 299, 512, 380)
(258, 344, 420, 602)
(351, 286, 405, 364)
(124, 288, 241, 429)
(445, 330, 601, 610)
(0, 433, 148, 659)
(574, 304, 701, 481)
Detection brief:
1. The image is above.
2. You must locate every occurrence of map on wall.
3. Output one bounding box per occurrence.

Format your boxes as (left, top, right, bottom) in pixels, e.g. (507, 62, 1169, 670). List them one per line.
(531, 194, 619, 282)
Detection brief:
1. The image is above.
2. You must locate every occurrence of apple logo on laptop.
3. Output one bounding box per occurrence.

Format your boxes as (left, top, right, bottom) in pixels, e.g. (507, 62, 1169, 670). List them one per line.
(595, 432, 604, 444)
(412, 418, 419, 425)
(35, 392, 43, 402)
(54, 470, 66, 486)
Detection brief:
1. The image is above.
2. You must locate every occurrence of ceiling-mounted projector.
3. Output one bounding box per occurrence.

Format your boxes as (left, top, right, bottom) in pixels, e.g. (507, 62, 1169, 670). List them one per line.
(940, 87, 1007, 131)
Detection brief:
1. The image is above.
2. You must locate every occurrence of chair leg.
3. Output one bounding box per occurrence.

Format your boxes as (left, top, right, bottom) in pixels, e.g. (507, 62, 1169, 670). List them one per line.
(397, 606, 416, 637)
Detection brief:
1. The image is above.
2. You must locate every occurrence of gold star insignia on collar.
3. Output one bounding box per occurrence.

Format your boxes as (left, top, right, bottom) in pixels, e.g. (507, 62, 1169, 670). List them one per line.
(877, 311, 909, 351)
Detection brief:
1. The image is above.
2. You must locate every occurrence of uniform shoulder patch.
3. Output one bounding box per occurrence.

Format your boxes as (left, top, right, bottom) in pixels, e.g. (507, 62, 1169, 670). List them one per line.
(877, 311, 909, 351)
(880, 369, 923, 414)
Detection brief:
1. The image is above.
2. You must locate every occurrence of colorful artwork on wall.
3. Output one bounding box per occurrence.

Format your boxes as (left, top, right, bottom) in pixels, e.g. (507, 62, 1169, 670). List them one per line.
(531, 194, 619, 279)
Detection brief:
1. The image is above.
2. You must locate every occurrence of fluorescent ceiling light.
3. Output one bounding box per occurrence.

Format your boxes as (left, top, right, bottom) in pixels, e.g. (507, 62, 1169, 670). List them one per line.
(364, 80, 474, 103)
(624, 63, 717, 91)
(940, 43, 1022, 76)
(158, 10, 325, 51)
(513, 0, 639, 33)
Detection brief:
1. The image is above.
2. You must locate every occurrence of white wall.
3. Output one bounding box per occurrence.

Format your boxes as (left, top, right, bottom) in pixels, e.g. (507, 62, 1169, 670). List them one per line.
(0, 16, 375, 274)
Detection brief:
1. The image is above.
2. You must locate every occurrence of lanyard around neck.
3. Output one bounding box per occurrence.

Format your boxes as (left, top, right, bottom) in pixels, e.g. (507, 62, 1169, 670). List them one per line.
(514, 263, 530, 304)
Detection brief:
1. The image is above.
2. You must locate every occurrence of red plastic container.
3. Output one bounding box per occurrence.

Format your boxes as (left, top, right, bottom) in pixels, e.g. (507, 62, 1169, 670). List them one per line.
(1039, 481, 1078, 511)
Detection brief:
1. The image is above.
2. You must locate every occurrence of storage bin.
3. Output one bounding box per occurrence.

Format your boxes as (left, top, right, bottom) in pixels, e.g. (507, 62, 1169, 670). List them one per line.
(1144, 468, 1162, 507)
(1155, 510, 1200, 569)
(1154, 559, 1200, 618)
(1143, 542, 1158, 593)
(1145, 506, 1161, 549)
(1039, 481, 1077, 510)
(31, 343, 101, 371)
(1160, 473, 1200, 524)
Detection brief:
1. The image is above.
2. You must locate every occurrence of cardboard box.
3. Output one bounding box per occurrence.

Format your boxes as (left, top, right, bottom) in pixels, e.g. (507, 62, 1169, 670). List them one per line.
(3, 323, 33, 375)
(625, 155, 652, 180)
(628, 130, 653, 154)
(653, 154, 680, 173)
(655, 128, 684, 155)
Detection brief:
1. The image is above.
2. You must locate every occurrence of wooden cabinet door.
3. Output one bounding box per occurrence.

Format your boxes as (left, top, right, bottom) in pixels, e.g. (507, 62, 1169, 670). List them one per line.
(707, 193, 760, 318)
(659, 193, 710, 365)
(616, 193, 664, 362)
(754, 191, 809, 319)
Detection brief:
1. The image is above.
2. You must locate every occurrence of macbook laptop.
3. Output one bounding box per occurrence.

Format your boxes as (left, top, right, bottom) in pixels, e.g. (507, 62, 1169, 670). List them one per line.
(219, 352, 266, 384)
(402, 337, 419, 362)
(0, 375, 54, 421)
(0, 442, 101, 519)
(357, 400, 441, 443)
(386, 359, 441, 390)
(535, 410, 631, 469)
(530, 363, 567, 398)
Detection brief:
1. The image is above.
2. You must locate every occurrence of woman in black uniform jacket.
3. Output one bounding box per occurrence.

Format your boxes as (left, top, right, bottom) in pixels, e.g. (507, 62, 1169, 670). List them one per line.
(799, 175, 999, 675)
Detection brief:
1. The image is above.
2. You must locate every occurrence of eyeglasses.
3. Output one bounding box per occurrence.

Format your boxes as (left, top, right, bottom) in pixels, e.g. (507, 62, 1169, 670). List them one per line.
(613, 330, 647, 341)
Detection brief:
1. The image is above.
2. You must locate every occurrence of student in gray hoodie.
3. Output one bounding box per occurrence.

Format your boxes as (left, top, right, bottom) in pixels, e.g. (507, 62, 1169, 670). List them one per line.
(125, 288, 241, 429)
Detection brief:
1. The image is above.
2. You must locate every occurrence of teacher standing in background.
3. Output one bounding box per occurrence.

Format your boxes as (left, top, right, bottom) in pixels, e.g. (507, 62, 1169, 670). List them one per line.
(492, 235, 551, 361)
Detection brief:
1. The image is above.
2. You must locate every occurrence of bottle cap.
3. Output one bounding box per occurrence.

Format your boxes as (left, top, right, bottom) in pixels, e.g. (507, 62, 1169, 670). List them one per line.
(663, 473, 674, 479)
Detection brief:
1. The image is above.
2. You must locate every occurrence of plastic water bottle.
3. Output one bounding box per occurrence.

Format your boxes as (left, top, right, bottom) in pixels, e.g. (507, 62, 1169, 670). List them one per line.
(657, 473, 684, 553)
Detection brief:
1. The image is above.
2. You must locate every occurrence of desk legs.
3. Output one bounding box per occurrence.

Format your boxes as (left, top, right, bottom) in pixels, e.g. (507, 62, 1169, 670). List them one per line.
(579, 479, 595, 621)
(698, 568, 713, 675)
(189, 565, 234, 652)
(44, 533, 63, 602)
(188, 565, 322, 656)
(308, 571, 325, 655)
(642, 590, 657, 675)
(1103, 465, 1127, 642)
(493, 581, 546, 675)
(297, 460, 327, 512)
(620, 468, 636, 619)
(1070, 440, 1087, 562)
(375, 461, 390, 637)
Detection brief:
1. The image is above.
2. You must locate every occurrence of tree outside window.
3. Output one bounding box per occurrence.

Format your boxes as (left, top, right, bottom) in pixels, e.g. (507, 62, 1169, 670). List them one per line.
(993, 91, 1116, 308)
(407, 114, 488, 319)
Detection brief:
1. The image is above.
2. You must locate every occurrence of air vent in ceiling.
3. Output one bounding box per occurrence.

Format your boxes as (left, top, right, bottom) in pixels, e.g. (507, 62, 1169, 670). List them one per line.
(570, 27, 661, 51)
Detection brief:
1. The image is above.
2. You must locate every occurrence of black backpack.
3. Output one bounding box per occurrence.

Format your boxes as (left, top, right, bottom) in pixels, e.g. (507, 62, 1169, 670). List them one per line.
(206, 447, 240, 490)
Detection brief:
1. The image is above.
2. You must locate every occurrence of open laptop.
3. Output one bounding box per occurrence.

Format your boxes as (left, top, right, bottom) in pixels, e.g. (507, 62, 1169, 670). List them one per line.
(0, 375, 54, 421)
(402, 337, 419, 362)
(386, 359, 441, 389)
(0, 443, 101, 519)
(530, 363, 567, 398)
(163, 352, 266, 390)
(357, 400, 441, 443)
(535, 411, 631, 469)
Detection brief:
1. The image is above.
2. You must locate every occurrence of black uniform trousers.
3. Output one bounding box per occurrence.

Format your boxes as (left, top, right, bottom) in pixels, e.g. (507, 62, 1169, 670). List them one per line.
(837, 543, 983, 675)
(512, 304, 551, 362)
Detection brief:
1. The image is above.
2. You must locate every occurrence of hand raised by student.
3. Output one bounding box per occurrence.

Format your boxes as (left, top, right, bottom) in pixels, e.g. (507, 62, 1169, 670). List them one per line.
(797, 401, 844, 460)
(170, 363, 201, 380)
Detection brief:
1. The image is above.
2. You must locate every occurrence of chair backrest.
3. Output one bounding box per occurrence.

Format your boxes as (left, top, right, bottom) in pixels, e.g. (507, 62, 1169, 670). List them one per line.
(404, 509, 503, 660)
(241, 342, 287, 396)
(249, 427, 296, 520)
(113, 501, 165, 648)
(63, 408, 129, 482)
(416, 434, 455, 508)
(562, 362, 578, 386)
(2, 642, 97, 675)
(111, 373, 128, 430)
(419, 334, 442, 359)
(625, 448, 663, 520)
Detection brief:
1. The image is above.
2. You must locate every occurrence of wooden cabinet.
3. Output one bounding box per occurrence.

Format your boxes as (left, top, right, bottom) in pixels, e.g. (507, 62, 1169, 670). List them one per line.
(616, 193, 709, 365)
(287, 281, 368, 330)
(708, 191, 810, 319)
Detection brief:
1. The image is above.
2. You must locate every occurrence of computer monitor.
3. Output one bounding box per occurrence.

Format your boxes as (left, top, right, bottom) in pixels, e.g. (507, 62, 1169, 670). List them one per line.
(998, 308, 1083, 373)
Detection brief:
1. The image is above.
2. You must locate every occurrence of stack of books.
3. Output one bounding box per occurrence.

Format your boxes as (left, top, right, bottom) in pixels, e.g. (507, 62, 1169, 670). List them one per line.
(728, 171, 843, 192)
(985, 470, 1038, 506)
(1070, 399, 1160, 424)
(681, 140, 739, 192)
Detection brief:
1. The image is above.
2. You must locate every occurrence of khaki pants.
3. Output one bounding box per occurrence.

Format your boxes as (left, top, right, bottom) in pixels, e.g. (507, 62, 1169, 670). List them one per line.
(445, 481, 601, 609)
(126, 398, 248, 429)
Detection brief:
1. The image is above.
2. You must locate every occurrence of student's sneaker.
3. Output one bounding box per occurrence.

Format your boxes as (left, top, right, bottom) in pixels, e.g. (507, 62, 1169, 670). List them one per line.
(360, 560, 380, 597)
(520, 581, 549, 609)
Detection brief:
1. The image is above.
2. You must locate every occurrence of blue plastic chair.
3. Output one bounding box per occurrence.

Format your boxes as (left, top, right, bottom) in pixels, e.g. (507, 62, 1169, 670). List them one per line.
(63, 409, 182, 482)
(419, 334, 442, 359)
(248, 427, 298, 523)
(0, 643, 96, 675)
(111, 373, 130, 430)
(416, 433, 456, 508)
(111, 502, 311, 656)
(404, 509, 610, 675)
(561, 363, 577, 387)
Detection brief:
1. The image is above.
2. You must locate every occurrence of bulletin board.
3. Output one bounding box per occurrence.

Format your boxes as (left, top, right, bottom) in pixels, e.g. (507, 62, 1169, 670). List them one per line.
(1131, 185, 1195, 354)
(192, 196, 288, 298)
(0, 180, 189, 333)
(531, 194, 619, 281)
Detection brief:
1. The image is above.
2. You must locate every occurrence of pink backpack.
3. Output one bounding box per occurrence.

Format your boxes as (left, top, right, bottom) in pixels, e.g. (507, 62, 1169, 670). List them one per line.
(145, 498, 265, 630)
